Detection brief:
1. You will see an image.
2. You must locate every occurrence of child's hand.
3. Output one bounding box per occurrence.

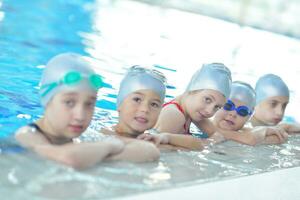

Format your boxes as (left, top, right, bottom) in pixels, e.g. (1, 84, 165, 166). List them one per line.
(278, 123, 300, 135)
(137, 133, 169, 146)
(253, 126, 288, 144)
(265, 127, 288, 142)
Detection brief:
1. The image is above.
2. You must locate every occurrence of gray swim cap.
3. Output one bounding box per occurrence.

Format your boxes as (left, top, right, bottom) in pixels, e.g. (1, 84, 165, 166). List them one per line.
(117, 65, 166, 107)
(39, 52, 100, 107)
(186, 63, 232, 98)
(255, 74, 289, 105)
(230, 81, 256, 109)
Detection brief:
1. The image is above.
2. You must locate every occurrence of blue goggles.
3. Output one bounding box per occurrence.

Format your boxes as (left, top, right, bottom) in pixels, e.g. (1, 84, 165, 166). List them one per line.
(223, 100, 252, 117)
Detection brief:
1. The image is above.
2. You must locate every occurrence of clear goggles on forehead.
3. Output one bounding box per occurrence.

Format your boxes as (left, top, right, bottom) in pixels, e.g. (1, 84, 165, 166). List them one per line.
(41, 71, 103, 97)
(223, 100, 253, 117)
(130, 65, 167, 84)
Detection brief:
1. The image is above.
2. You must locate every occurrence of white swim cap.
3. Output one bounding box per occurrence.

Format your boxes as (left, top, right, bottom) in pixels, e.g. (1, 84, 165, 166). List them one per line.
(230, 81, 256, 109)
(186, 63, 232, 98)
(255, 74, 289, 105)
(117, 65, 166, 107)
(39, 52, 103, 106)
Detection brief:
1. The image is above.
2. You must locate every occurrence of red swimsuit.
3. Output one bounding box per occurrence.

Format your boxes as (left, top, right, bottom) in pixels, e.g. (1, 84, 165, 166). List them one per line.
(163, 101, 190, 134)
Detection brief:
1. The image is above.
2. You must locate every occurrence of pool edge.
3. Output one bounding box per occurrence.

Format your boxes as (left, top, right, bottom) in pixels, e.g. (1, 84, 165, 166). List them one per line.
(115, 167, 300, 200)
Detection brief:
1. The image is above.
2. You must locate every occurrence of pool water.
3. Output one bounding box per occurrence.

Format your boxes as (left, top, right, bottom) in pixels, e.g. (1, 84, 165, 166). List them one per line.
(1, 0, 300, 199)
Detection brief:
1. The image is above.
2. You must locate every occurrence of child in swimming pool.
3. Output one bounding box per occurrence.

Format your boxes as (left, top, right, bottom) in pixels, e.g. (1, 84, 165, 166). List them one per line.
(212, 81, 287, 145)
(100, 65, 170, 154)
(138, 81, 287, 149)
(153, 63, 232, 136)
(15, 53, 156, 169)
(135, 63, 231, 150)
(250, 74, 300, 134)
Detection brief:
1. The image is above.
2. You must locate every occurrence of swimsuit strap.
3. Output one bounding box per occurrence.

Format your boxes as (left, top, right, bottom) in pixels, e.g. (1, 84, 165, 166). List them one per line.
(28, 122, 54, 142)
(163, 100, 189, 134)
(28, 123, 46, 135)
(163, 101, 185, 115)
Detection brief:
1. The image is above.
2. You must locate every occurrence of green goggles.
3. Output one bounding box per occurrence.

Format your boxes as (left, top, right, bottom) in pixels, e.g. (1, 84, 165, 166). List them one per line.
(41, 71, 103, 97)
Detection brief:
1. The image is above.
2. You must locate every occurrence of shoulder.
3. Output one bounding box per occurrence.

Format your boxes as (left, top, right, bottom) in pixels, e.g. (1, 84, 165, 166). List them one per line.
(159, 104, 186, 122)
(15, 125, 36, 136)
(162, 101, 183, 112)
(15, 124, 49, 148)
(155, 107, 186, 133)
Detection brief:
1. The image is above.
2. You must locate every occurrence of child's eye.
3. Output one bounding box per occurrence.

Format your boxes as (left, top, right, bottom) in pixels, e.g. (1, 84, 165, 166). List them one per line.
(150, 102, 160, 108)
(133, 97, 142, 103)
(214, 105, 222, 112)
(64, 100, 75, 107)
(270, 101, 277, 108)
(85, 101, 95, 108)
(204, 97, 212, 104)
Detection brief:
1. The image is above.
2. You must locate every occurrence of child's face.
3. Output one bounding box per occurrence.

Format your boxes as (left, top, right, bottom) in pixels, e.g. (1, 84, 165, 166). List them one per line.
(254, 96, 289, 126)
(118, 89, 162, 136)
(214, 99, 250, 131)
(185, 89, 225, 122)
(45, 90, 97, 139)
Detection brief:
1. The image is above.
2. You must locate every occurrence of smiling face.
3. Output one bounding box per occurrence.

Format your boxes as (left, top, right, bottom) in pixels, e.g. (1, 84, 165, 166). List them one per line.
(184, 89, 226, 122)
(214, 98, 251, 131)
(43, 89, 97, 140)
(253, 96, 289, 126)
(117, 89, 163, 137)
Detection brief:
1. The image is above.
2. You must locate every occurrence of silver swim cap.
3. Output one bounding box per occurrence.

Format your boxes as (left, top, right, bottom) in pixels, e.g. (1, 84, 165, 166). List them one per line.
(117, 65, 166, 107)
(230, 81, 256, 109)
(255, 74, 289, 105)
(40, 52, 102, 107)
(186, 63, 232, 98)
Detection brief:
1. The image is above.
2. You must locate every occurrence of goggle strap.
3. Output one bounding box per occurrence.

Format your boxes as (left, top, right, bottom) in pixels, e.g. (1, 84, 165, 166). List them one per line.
(40, 72, 103, 97)
(40, 82, 58, 97)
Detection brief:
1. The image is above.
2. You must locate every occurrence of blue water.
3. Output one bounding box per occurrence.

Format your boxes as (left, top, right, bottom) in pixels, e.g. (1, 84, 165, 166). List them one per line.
(1, 0, 300, 138)
(1, 1, 300, 199)
(0, 0, 100, 137)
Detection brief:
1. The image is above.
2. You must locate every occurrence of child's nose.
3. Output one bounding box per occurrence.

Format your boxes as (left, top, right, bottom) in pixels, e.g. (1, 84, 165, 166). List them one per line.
(74, 106, 86, 121)
(204, 105, 217, 118)
(275, 105, 284, 117)
(139, 101, 150, 113)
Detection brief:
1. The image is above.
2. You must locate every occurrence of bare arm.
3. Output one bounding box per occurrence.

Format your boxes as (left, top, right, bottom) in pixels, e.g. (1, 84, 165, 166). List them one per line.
(106, 138, 160, 162)
(189, 117, 287, 146)
(278, 123, 300, 135)
(166, 133, 204, 150)
(190, 119, 259, 146)
(193, 119, 217, 137)
(137, 133, 204, 151)
(15, 126, 124, 169)
(34, 141, 123, 169)
(154, 106, 186, 134)
(217, 128, 258, 146)
(262, 135, 283, 144)
(15, 126, 50, 148)
(219, 126, 287, 146)
(193, 119, 260, 145)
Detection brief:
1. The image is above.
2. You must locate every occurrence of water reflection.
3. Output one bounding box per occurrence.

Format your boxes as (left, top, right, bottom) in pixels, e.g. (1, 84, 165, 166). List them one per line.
(84, 0, 300, 122)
